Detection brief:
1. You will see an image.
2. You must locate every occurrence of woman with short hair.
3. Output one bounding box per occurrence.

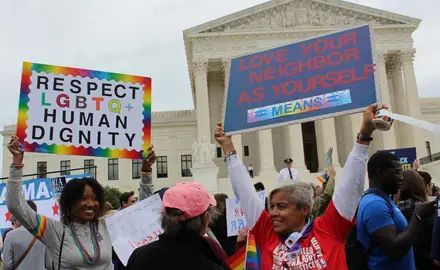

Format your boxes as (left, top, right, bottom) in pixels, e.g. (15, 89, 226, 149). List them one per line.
(126, 182, 229, 270)
(214, 104, 380, 269)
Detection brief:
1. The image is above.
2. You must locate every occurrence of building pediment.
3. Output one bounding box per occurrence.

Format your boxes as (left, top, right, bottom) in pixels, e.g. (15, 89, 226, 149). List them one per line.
(184, 0, 420, 35)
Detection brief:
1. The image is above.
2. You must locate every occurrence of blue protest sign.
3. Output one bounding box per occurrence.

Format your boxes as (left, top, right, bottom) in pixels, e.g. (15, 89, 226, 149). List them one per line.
(381, 147, 417, 170)
(223, 25, 379, 135)
(51, 176, 67, 199)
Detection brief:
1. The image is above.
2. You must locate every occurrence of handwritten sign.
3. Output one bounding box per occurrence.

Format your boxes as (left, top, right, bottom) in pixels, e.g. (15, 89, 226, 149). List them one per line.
(225, 190, 266, 236)
(105, 194, 163, 266)
(16, 62, 152, 159)
(223, 25, 378, 134)
(380, 147, 417, 170)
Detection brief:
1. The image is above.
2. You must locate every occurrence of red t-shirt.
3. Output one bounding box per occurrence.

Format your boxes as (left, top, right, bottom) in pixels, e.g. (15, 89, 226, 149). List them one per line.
(251, 201, 353, 269)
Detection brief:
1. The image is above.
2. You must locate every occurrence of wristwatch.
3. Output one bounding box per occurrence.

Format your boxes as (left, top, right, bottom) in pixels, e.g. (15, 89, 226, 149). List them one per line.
(357, 133, 373, 142)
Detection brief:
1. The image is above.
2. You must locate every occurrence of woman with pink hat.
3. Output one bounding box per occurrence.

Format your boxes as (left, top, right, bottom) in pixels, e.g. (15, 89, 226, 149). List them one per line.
(126, 182, 229, 270)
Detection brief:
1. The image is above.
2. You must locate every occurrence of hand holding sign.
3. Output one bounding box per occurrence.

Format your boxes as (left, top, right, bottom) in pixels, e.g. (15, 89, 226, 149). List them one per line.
(7, 136, 24, 164)
(413, 159, 420, 170)
(215, 122, 235, 155)
(141, 145, 157, 171)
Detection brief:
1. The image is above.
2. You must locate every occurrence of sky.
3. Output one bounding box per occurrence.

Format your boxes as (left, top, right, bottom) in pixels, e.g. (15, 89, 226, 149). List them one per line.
(0, 0, 438, 173)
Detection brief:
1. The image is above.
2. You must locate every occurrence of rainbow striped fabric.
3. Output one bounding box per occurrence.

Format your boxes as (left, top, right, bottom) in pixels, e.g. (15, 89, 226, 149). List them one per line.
(245, 234, 260, 270)
(227, 245, 246, 270)
(227, 234, 261, 270)
(316, 173, 329, 183)
(28, 213, 47, 240)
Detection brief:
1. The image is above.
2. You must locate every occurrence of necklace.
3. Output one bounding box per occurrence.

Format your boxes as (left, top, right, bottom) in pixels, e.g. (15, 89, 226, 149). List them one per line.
(69, 222, 101, 265)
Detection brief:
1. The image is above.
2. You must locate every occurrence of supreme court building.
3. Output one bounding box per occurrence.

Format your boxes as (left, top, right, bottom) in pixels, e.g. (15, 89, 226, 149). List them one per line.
(2, 0, 440, 195)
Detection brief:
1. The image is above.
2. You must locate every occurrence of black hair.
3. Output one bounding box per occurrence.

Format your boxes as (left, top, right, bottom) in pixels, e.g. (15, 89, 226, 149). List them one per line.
(254, 182, 265, 191)
(27, 200, 37, 212)
(417, 171, 432, 186)
(59, 177, 105, 224)
(119, 191, 135, 208)
(367, 151, 399, 179)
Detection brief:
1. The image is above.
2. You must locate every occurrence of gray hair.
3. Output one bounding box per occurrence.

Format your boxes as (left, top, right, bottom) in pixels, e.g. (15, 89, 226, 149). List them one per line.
(270, 182, 314, 212)
(161, 206, 219, 236)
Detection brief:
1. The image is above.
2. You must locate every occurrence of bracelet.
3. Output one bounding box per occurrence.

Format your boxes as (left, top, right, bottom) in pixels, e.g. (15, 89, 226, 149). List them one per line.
(224, 150, 237, 162)
(10, 163, 24, 168)
(413, 213, 422, 221)
(140, 169, 152, 175)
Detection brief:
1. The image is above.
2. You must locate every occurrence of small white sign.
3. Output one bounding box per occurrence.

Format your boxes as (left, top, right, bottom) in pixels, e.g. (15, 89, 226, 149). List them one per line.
(225, 190, 266, 236)
(105, 194, 163, 266)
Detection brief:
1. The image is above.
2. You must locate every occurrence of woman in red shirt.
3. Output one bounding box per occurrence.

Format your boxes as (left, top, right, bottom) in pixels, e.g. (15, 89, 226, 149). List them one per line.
(214, 104, 383, 269)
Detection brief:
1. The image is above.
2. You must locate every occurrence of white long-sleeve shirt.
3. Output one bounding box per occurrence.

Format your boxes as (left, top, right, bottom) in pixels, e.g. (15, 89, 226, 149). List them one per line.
(227, 142, 369, 230)
(276, 167, 300, 185)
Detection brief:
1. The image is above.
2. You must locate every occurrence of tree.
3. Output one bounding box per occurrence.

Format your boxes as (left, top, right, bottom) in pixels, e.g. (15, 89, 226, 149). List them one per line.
(103, 186, 121, 210)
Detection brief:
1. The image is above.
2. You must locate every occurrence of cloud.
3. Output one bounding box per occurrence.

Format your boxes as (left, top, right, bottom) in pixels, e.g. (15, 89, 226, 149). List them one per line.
(0, 0, 438, 174)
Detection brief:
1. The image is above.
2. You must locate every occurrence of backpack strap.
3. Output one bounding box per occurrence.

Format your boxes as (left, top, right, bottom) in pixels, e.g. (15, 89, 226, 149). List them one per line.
(359, 189, 395, 253)
(58, 227, 65, 270)
(13, 237, 37, 270)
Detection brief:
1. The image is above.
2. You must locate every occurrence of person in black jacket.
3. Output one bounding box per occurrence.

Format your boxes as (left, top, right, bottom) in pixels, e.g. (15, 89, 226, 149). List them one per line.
(126, 182, 228, 270)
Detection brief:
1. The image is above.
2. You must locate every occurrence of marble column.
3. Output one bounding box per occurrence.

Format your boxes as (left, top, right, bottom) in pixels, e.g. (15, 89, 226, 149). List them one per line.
(285, 124, 308, 172)
(374, 51, 397, 150)
(231, 135, 244, 159)
(191, 58, 219, 192)
(193, 58, 211, 142)
(258, 129, 277, 180)
(389, 54, 412, 148)
(400, 49, 426, 156)
(315, 118, 341, 170)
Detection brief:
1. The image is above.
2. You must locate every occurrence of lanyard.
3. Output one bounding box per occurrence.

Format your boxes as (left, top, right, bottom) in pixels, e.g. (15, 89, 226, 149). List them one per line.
(283, 217, 313, 261)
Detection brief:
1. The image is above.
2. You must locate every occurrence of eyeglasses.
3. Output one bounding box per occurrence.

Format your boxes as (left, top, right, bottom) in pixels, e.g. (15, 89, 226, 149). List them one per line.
(130, 199, 136, 203)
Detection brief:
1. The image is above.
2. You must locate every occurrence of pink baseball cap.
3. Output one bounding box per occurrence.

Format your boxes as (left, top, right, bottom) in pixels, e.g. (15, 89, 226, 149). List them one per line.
(162, 182, 216, 220)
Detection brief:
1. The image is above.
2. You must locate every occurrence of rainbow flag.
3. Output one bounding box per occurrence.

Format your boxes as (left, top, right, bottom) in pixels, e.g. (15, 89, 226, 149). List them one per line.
(227, 234, 261, 270)
(317, 173, 329, 183)
(245, 234, 260, 270)
(227, 245, 246, 270)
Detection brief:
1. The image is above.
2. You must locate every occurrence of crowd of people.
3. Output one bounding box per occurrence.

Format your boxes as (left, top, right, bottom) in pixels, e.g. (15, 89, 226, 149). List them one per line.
(1, 103, 440, 269)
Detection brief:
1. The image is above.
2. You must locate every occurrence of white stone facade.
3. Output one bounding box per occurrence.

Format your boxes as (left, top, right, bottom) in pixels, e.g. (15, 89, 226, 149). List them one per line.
(2, 0, 440, 195)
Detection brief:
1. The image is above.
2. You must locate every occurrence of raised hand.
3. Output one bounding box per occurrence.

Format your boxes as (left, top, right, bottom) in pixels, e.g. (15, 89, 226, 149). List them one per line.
(214, 122, 232, 146)
(7, 136, 24, 164)
(214, 123, 235, 155)
(327, 164, 336, 177)
(413, 159, 420, 170)
(142, 145, 157, 171)
(360, 103, 389, 135)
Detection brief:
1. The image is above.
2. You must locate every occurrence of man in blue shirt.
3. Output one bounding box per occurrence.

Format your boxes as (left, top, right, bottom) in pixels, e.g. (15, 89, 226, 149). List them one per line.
(356, 148, 436, 270)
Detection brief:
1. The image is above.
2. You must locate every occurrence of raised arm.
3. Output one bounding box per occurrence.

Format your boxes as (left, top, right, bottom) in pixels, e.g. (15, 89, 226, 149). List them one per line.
(333, 104, 379, 221)
(138, 145, 156, 201)
(311, 167, 336, 218)
(215, 124, 264, 229)
(5, 137, 63, 245)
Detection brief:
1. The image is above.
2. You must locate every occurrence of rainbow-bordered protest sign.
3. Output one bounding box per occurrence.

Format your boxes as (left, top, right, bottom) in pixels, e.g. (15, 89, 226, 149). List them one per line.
(16, 62, 151, 159)
(223, 25, 379, 135)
